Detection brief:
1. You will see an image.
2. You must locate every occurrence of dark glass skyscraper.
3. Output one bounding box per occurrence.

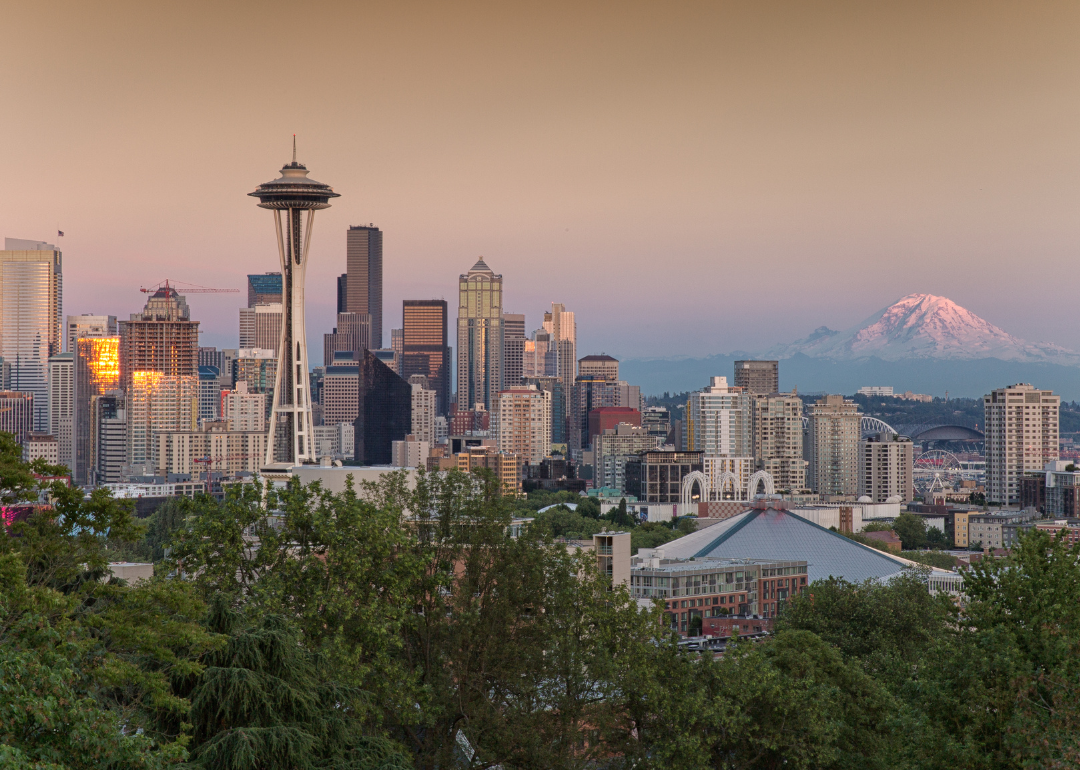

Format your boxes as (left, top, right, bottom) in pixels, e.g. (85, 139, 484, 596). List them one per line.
(346, 225, 383, 349)
(354, 350, 410, 465)
(402, 300, 450, 416)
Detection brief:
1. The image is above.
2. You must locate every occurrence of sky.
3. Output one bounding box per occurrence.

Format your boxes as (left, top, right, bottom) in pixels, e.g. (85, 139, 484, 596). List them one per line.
(3, 1, 1080, 365)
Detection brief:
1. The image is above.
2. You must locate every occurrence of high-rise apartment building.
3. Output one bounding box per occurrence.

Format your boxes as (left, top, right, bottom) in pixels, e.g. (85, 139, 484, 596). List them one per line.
(126, 372, 198, 474)
(346, 225, 383, 348)
(355, 350, 411, 465)
(198, 365, 231, 424)
(750, 392, 806, 493)
(522, 330, 552, 379)
(0, 239, 63, 431)
(119, 286, 199, 395)
(543, 303, 576, 400)
(48, 353, 74, 473)
(457, 258, 503, 412)
(234, 349, 277, 410)
(984, 383, 1060, 505)
(734, 360, 779, 395)
(239, 303, 283, 355)
(402, 300, 450, 416)
(805, 394, 861, 497)
(578, 354, 618, 381)
(222, 382, 267, 433)
(247, 272, 282, 307)
(686, 377, 752, 457)
(66, 314, 117, 354)
(502, 312, 526, 388)
(156, 421, 269, 477)
(409, 379, 437, 444)
(858, 432, 914, 503)
(74, 337, 120, 484)
(494, 386, 552, 464)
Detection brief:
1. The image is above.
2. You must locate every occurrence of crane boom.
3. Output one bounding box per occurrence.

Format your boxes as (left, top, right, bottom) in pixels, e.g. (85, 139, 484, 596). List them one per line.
(140, 278, 240, 294)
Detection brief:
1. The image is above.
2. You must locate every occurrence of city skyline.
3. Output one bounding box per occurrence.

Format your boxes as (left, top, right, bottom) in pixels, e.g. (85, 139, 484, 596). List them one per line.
(4, 2, 1080, 362)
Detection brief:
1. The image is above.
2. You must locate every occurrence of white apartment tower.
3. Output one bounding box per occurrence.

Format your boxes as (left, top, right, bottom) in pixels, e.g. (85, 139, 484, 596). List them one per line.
(858, 432, 914, 503)
(984, 383, 1060, 505)
(222, 382, 267, 433)
(410, 381, 437, 444)
(687, 377, 751, 457)
(494, 386, 552, 465)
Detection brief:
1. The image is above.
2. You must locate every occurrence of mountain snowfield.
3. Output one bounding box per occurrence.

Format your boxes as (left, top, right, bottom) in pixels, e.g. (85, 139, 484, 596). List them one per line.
(765, 294, 1080, 365)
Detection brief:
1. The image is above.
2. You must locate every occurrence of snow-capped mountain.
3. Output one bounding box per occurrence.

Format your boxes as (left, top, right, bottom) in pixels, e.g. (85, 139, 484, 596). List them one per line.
(765, 294, 1080, 364)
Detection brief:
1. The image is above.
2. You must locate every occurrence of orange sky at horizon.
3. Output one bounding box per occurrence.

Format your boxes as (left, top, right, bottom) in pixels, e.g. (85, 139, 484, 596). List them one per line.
(2, 0, 1080, 361)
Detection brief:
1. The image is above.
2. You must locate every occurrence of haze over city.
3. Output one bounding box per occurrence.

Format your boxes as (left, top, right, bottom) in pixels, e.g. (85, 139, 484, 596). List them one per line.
(4, 0, 1080, 361)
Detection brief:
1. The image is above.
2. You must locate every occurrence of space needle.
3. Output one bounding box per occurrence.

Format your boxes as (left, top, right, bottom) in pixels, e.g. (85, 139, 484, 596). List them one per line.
(250, 138, 339, 466)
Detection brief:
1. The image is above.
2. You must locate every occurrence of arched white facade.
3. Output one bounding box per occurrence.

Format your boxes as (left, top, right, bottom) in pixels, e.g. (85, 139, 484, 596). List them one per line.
(714, 471, 739, 500)
(746, 470, 776, 498)
(680, 471, 709, 507)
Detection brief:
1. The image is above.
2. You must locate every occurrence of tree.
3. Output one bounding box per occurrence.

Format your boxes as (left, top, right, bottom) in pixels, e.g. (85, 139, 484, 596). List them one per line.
(892, 512, 928, 550)
(185, 599, 410, 770)
(924, 525, 949, 550)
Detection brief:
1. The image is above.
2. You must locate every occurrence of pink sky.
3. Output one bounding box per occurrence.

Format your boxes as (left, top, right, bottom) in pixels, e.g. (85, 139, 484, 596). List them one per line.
(3, 1, 1080, 363)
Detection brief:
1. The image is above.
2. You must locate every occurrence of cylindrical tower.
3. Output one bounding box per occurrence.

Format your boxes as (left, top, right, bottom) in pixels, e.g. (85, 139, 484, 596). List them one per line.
(249, 140, 339, 466)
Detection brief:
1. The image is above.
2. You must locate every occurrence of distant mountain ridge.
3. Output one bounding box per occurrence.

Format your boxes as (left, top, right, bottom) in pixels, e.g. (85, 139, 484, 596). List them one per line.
(764, 294, 1080, 364)
(619, 294, 1080, 399)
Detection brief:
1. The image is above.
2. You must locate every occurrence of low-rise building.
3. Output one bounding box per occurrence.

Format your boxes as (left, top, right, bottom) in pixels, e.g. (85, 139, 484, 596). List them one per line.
(969, 509, 1039, 550)
(1035, 518, 1080, 545)
(391, 435, 431, 469)
(22, 433, 58, 465)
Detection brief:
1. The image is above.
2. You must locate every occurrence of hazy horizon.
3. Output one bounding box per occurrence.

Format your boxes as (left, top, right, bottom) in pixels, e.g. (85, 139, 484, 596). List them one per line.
(4, 1, 1080, 365)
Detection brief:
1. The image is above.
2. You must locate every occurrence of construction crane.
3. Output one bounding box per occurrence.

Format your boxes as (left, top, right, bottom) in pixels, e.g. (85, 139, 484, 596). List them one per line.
(140, 279, 240, 295)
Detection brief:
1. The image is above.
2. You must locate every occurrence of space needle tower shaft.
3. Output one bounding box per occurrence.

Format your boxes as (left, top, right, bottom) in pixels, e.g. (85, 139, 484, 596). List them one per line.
(249, 138, 339, 466)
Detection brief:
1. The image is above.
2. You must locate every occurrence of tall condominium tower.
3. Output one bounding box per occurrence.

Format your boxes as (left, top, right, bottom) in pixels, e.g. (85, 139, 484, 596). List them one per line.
(74, 337, 120, 485)
(402, 300, 450, 416)
(734, 360, 779, 395)
(0, 238, 63, 431)
(687, 377, 752, 457)
(456, 258, 503, 412)
(502, 312, 525, 388)
(858, 432, 914, 503)
(751, 391, 806, 493)
(984, 383, 1060, 505)
(805, 394, 861, 497)
(346, 225, 383, 349)
(578, 354, 618, 382)
(119, 286, 199, 395)
(48, 353, 74, 472)
(494, 386, 552, 464)
(66, 314, 117, 354)
(249, 142, 339, 466)
(543, 303, 576, 400)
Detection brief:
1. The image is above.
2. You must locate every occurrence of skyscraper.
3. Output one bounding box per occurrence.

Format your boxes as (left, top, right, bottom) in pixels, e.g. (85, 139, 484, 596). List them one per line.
(984, 383, 1060, 505)
(246, 273, 283, 307)
(805, 394, 861, 497)
(578, 354, 618, 382)
(66, 314, 117, 354)
(119, 286, 199, 395)
(354, 350, 411, 466)
(543, 303, 576, 401)
(456, 258, 503, 412)
(47, 353, 74, 472)
(734, 360, 779, 395)
(239, 303, 283, 354)
(402, 300, 450, 416)
(93, 391, 126, 485)
(74, 337, 120, 485)
(0, 239, 63, 431)
(323, 313, 368, 366)
(126, 371, 198, 474)
(502, 313, 525, 388)
(346, 225, 383, 348)
(249, 142, 339, 466)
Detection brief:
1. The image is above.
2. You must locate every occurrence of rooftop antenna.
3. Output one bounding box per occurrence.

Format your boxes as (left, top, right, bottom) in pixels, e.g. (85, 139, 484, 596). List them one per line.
(292, 134, 297, 164)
